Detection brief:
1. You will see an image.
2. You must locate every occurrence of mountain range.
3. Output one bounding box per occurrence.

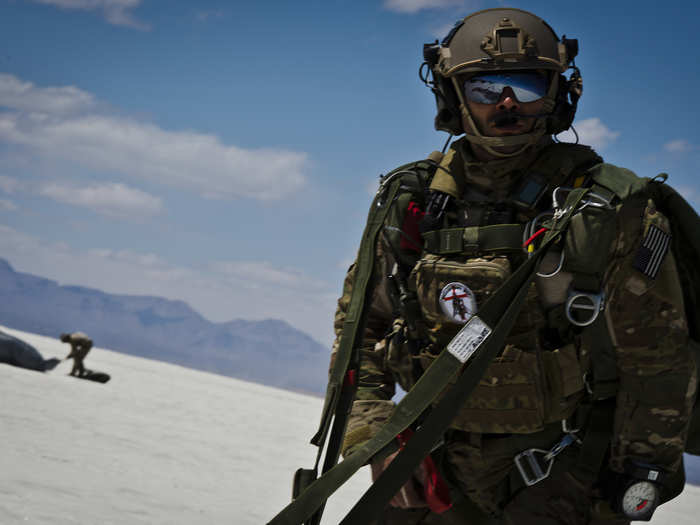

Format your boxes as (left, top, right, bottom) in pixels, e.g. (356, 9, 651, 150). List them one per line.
(0, 258, 330, 394)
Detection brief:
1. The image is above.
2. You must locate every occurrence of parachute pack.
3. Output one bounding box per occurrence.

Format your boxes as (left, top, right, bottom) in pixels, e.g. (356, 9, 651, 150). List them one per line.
(647, 177, 700, 454)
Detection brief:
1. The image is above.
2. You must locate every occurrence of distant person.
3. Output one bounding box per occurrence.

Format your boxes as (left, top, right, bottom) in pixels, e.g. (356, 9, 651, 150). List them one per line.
(60, 332, 92, 377)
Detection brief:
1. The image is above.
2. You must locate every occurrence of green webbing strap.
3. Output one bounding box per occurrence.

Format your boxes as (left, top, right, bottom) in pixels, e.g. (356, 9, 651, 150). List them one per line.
(571, 309, 619, 485)
(268, 190, 591, 525)
(572, 398, 616, 483)
(584, 314, 619, 401)
(311, 178, 403, 449)
(297, 176, 405, 525)
(423, 224, 526, 255)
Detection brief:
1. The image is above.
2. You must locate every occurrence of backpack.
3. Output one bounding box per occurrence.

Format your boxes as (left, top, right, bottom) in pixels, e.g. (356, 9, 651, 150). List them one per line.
(647, 177, 700, 454)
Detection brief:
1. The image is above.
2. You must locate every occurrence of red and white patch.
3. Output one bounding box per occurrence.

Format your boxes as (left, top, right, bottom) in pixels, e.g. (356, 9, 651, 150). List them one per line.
(439, 282, 476, 324)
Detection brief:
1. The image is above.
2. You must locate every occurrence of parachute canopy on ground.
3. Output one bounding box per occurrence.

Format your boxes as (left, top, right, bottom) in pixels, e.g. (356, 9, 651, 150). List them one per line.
(0, 330, 60, 372)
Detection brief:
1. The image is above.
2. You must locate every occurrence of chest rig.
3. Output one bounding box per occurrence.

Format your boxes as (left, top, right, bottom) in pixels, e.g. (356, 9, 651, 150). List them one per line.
(385, 141, 605, 435)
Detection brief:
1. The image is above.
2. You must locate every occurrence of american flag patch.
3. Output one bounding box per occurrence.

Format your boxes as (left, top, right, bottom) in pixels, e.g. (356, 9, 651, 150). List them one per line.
(633, 224, 671, 279)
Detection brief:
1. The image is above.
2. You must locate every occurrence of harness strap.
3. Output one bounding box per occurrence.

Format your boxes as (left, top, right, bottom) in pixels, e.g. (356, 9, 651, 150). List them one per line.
(311, 170, 414, 448)
(295, 173, 406, 525)
(569, 311, 619, 487)
(423, 224, 526, 255)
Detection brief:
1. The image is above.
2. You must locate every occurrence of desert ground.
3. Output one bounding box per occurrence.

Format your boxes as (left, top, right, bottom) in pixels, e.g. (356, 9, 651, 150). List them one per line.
(1, 325, 697, 524)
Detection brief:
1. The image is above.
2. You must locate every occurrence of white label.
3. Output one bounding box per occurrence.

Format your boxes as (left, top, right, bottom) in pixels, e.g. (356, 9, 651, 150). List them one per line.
(648, 470, 659, 481)
(446, 316, 492, 364)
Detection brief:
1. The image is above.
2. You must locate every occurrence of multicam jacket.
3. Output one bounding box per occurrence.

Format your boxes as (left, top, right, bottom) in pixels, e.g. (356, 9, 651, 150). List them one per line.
(331, 138, 697, 495)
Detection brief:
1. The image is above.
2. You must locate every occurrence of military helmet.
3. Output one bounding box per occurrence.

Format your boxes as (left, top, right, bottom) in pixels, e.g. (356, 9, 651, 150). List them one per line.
(421, 8, 582, 157)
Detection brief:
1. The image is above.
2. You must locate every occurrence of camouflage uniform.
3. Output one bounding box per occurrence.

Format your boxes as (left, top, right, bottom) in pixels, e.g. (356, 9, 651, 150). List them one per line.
(332, 137, 697, 524)
(62, 331, 93, 377)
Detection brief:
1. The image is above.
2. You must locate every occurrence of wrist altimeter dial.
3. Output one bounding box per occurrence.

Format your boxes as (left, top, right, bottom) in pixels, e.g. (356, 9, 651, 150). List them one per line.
(619, 480, 659, 521)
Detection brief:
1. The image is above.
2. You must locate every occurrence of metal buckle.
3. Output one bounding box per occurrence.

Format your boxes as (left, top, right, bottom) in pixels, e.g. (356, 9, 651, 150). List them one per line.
(565, 290, 605, 327)
(552, 186, 574, 210)
(514, 448, 553, 486)
(578, 191, 614, 212)
(536, 250, 565, 278)
(514, 431, 580, 487)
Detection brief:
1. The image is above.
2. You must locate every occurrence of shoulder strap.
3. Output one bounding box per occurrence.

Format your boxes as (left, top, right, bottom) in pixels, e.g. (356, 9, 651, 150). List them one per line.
(293, 160, 434, 525)
(311, 161, 433, 447)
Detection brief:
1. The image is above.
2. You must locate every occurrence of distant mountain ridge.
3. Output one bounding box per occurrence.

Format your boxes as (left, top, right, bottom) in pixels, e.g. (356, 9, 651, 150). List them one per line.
(0, 258, 329, 394)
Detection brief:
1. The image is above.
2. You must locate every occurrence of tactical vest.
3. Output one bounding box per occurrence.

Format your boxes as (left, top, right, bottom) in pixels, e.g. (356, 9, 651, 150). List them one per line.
(382, 145, 700, 447)
(383, 143, 603, 434)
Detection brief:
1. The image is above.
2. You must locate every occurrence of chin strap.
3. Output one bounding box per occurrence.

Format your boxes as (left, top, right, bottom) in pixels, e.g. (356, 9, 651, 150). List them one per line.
(450, 75, 557, 159)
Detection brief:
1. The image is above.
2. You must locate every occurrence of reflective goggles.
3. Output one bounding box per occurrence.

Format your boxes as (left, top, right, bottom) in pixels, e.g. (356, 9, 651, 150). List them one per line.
(463, 72, 549, 104)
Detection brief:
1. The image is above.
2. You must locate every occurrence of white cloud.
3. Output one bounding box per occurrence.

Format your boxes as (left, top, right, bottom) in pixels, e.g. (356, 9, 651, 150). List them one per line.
(211, 260, 328, 291)
(0, 198, 17, 211)
(384, 0, 467, 13)
(30, 0, 148, 30)
(0, 225, 337, 345)
(40, 182, 163, 218)
(557, 117, 620, 150)
(0, 74, 308, 201)
(0, 73, 97, 115)
(664, 139, 693, 153)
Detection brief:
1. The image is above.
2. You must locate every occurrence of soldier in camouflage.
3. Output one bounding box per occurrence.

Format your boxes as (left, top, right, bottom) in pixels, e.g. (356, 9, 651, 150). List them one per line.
(330, 8, 697, 525)
(61, 332, 93, 377)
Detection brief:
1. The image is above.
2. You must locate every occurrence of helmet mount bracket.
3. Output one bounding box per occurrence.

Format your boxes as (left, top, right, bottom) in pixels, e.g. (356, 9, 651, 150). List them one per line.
(480, 18, 538, 63)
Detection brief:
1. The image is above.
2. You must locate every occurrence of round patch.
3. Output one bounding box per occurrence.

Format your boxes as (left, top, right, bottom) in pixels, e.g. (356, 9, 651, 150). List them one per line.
(439, 282, 477, 324)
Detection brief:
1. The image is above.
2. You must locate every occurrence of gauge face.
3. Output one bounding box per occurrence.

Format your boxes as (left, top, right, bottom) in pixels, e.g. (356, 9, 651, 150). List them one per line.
(620, 481, 659, 520)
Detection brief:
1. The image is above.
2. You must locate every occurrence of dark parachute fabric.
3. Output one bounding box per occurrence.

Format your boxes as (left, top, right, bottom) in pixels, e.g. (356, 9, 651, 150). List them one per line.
(0, 330, 59, 372)
(80, 370, 111, 383)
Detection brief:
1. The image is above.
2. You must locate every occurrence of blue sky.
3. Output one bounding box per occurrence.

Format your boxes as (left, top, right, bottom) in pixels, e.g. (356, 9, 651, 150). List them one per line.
(1, 0, 699, 346)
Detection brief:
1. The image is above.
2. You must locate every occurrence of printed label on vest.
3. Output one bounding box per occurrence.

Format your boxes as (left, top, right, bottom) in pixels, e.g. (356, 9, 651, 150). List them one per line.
(446, 316, 492, 364)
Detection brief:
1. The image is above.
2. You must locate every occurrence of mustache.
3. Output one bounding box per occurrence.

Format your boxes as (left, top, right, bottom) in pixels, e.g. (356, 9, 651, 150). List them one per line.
(488, 112, 547, 127)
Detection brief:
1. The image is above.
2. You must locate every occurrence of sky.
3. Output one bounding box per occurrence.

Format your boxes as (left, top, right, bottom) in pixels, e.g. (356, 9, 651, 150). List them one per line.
(1, 0, 699, 347)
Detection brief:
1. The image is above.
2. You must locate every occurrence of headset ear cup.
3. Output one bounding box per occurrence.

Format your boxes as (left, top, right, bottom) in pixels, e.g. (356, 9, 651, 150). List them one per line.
(433, 74, 464, 135)
(547, 73, 578, 135)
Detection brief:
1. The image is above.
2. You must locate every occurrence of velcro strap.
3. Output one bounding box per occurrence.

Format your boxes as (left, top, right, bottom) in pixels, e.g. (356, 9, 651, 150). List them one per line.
(423, 224, 525, 255)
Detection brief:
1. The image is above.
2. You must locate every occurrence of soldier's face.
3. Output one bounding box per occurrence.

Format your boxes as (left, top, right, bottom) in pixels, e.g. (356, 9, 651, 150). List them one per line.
(464, 85, 545, 138)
